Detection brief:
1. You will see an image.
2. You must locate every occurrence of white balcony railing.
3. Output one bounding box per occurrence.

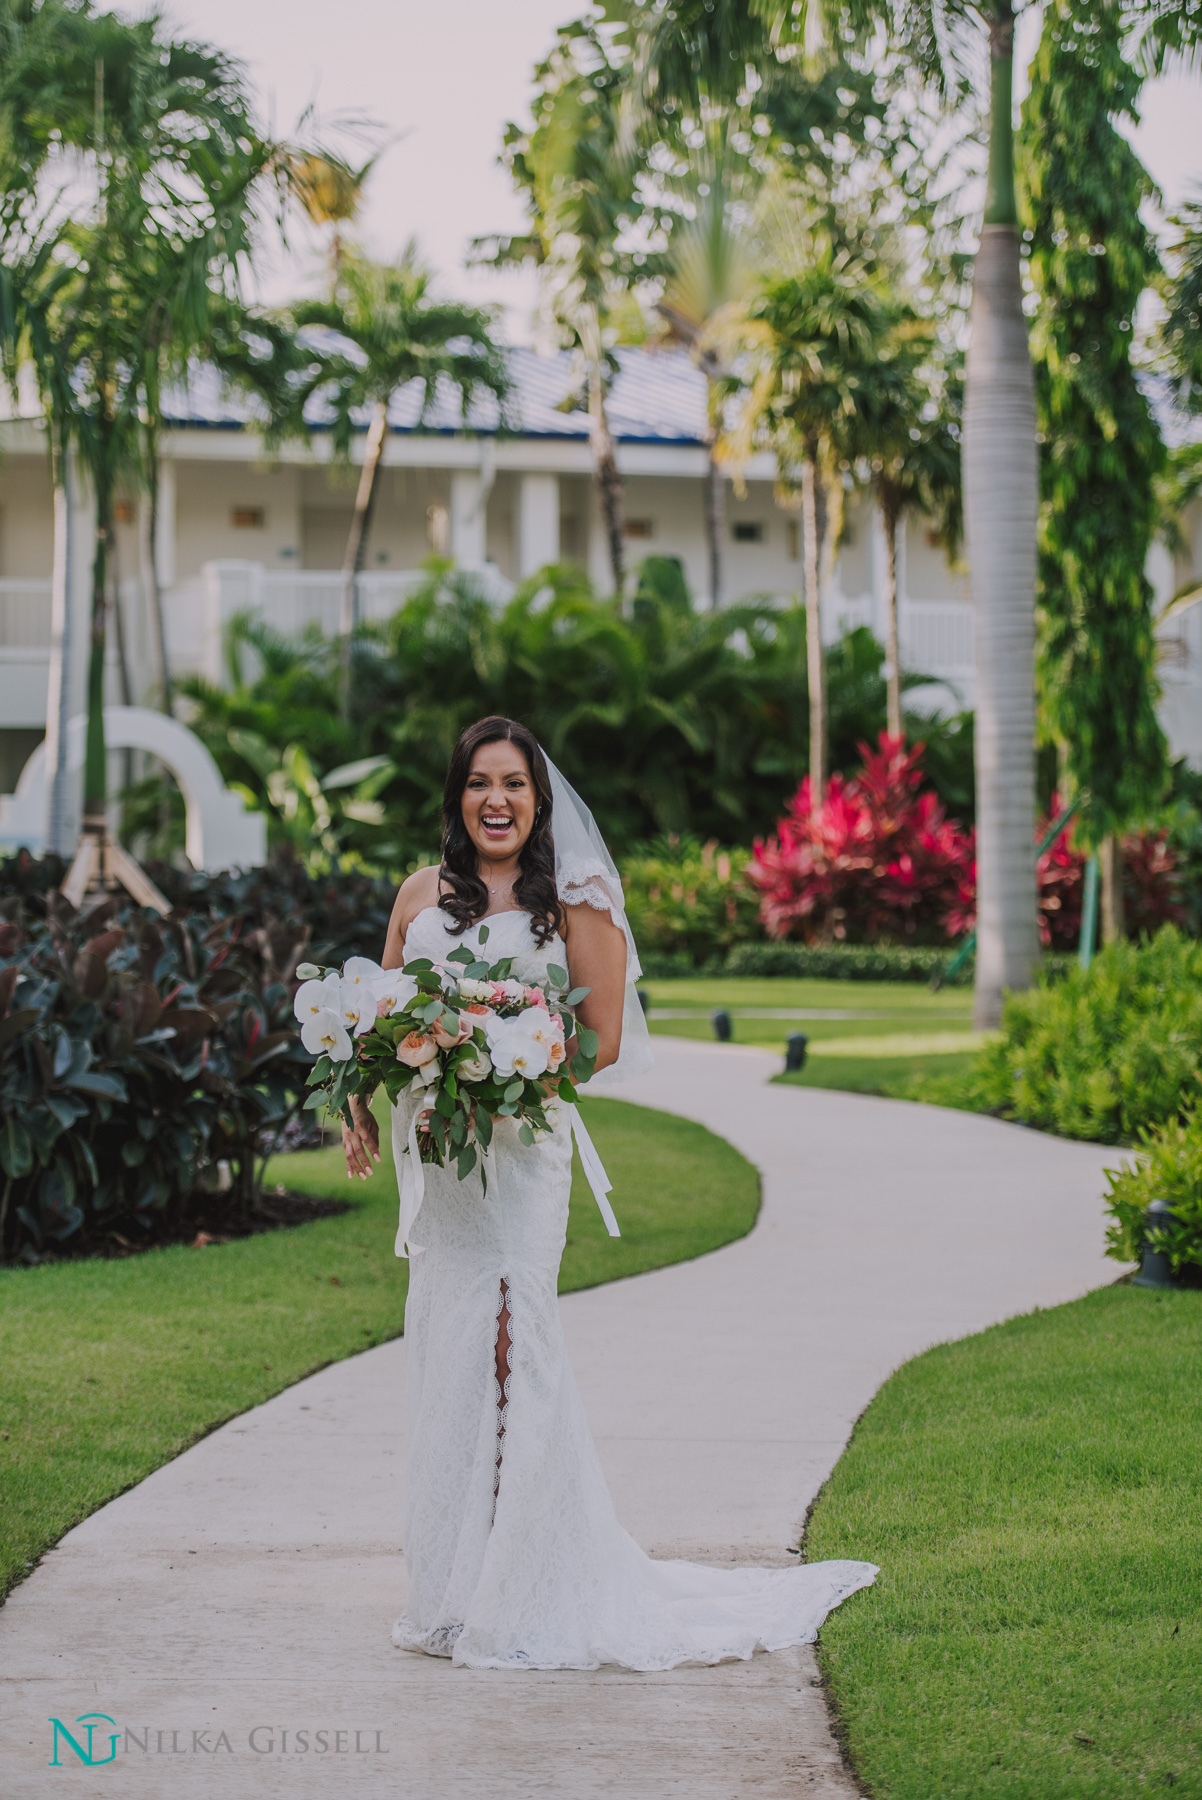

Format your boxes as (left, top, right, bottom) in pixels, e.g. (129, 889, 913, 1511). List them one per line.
(0, 578, 52, 648)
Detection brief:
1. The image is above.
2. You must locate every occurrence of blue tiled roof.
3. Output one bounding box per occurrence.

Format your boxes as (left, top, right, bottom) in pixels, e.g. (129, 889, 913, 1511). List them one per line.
(162, 345, 710, 445)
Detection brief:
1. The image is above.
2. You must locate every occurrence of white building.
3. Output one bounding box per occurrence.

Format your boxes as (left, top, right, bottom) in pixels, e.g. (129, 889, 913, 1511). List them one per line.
(2, 344, 1200, 823)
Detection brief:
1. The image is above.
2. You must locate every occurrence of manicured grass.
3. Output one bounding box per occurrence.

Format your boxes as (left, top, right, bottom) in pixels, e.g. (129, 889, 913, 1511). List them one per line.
(0, 1097, 758, 1603)
(644, 977, 984, 1101)
(807, 1285, 1202, 1800)
(776, 1049, 984, 1106)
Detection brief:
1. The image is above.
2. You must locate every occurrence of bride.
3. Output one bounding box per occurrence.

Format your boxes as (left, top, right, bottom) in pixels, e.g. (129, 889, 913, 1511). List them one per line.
(341, 715, 876, 1670)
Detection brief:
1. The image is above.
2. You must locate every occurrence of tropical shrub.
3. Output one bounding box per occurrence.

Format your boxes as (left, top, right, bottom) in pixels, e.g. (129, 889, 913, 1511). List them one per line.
(177, 560, 979, 867)
(1035, 800, 1184, 949)
(972, 927, 1202, 1144)
(1103, 1114, 1202, 1279)
(0, 873, 320, 1263)
(620, 837, 760, 964)
(747, 735, 975, 946)
(0, 850, 398, 972)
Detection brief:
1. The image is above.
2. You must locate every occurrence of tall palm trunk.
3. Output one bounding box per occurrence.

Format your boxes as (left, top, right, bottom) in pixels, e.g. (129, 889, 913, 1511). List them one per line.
(967, 2, 1039, 1029)
(82, 429, 113, 835)
(1100, 834, 1126, 943)
(589, 370, 625, 603)
(704, 444, 724, 610)
(801, 451, 827, 802)
(45, 434, 77, 856)
(882, 495, 903, 741)
(142, 453, 172, 715)
(582, 311, 625, 603)
(339, 397, 389, 720)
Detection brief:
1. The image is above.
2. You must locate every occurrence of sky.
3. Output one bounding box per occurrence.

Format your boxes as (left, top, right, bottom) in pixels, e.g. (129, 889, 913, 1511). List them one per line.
(160, 0, 1202, 341)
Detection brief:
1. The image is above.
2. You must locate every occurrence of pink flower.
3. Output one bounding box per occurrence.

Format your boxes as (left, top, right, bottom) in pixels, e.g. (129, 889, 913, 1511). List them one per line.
(396, 1030, 438, 1067)
(433, 1012, 473, 1050)
(523, 985, 548, 1010)
(490, 982, 509, 1004)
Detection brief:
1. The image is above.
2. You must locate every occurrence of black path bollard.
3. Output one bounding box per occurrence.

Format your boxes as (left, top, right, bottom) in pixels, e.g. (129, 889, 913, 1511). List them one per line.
(711, 1009, 733, 1043)
(785, 1032, 808, 1073)
(1132, 1200, 1180, 1289)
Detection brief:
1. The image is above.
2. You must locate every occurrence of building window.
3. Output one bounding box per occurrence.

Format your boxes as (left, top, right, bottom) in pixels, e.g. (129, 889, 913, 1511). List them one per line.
(786, 519, 800, 561)
(624, 518, 654, 539)
(732, 520, 764, 543)
(231, 506, 265, 529)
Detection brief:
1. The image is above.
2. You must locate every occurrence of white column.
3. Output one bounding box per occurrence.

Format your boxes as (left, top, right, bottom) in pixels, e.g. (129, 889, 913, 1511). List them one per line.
(450, 470, 487, 568)
(42, 450, 94, 854)
(517, 473, 560, 579)
(155, 456, 176, 589)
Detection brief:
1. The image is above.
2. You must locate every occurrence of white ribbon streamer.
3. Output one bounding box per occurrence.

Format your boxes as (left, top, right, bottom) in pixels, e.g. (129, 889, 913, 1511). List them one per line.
(394, 1105, 618, 1255)
(394, 1106, 425, 1258)
(571, 1106, 621, 1238)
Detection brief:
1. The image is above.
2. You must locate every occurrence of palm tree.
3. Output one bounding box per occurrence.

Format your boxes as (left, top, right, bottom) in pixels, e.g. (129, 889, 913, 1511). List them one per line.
(285, 144, 382, 287)
(864, 361, 963, 738)
(2, 4, 271, 863)
(604, 0, 1039, 1023)
(291, 246, 509, 714)
(478, 21, 652, 598)
(708, 245, 903, 799)
(655, 129, 762, 609)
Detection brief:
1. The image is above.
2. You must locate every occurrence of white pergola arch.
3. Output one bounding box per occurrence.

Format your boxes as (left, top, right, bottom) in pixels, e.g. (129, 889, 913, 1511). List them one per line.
(0, 706, 265, 872)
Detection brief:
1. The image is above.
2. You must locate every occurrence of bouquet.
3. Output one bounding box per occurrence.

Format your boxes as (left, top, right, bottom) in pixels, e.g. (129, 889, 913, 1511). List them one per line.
(292, 925, 598, 1182)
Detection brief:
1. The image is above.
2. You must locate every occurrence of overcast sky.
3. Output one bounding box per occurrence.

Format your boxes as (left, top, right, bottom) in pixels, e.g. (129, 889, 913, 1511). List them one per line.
(160, 0, 1201, 340)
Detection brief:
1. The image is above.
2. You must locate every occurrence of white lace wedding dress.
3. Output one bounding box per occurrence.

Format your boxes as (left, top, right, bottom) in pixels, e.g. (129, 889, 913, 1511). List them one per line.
(390, 903, 877, 1671)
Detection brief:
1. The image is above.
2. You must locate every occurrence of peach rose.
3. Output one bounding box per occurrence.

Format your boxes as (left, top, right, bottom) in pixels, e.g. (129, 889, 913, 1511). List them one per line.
(396, 1030, 438, 1067)
(433, 1011, 473, 1050)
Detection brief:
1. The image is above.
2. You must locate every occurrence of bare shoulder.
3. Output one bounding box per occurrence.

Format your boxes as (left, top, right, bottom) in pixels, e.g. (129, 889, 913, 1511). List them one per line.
(398, 862, 443, 915)
(383, 863, 443, 967)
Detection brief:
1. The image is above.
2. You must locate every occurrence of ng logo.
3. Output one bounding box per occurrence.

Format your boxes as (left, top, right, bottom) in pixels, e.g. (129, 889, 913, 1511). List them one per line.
(48, 1713, 120, 1766)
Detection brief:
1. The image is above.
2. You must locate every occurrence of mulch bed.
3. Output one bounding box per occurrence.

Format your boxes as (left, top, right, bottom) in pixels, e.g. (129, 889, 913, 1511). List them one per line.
(5, 1188, 352, 1266)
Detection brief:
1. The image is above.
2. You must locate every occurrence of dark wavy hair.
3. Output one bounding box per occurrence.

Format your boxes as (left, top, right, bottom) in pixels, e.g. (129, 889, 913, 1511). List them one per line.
(440, 717, 561, 946)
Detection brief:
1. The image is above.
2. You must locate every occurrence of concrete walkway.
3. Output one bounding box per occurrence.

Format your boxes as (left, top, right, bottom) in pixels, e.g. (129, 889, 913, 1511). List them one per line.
(1, 1040, 1120, 1799)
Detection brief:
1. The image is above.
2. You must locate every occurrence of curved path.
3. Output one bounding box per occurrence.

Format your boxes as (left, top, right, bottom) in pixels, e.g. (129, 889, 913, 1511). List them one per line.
(1, 1041, 1118, 1798)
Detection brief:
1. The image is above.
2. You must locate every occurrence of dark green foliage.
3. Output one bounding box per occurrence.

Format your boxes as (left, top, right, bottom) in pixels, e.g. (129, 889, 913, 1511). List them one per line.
(0, 893, 312, 1264)
(1104, 1112, 1202, 1278)
(725, 941, 1066, 985)
(1160, 197, 1202, 413)
(180, 561, 977, 865)
(0, 853, 404, 1262)
(972, 927, 1202, 1143)
(1019, 0, 1167, 842)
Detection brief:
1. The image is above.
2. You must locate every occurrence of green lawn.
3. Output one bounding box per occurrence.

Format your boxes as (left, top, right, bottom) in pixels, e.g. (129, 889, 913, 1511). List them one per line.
(807, 1285, 1202, 1800)
(643, 976, 985, 1102)
(0, 1097, 758, 1604)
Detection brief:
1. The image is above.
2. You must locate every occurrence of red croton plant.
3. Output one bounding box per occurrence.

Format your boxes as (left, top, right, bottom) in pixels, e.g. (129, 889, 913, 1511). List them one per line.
(748, 736, 1183, 949)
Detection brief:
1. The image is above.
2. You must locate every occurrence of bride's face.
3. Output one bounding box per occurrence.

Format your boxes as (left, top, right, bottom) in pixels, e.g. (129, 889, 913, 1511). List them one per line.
(461, 741, 537, 865)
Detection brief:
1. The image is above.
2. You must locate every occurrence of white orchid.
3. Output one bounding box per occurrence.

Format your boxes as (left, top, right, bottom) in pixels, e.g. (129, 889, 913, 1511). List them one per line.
(486, 1013, 551, 1081)
(300, 1008, 352, 1062)
(372, 967, 419, 1018)
(294, 971, 343, 1028)
(339, 957, 385, 1035)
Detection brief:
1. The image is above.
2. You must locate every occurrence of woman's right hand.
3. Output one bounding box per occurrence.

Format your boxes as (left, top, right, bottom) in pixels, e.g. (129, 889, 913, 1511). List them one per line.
(342, 1096, 381, 1180)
